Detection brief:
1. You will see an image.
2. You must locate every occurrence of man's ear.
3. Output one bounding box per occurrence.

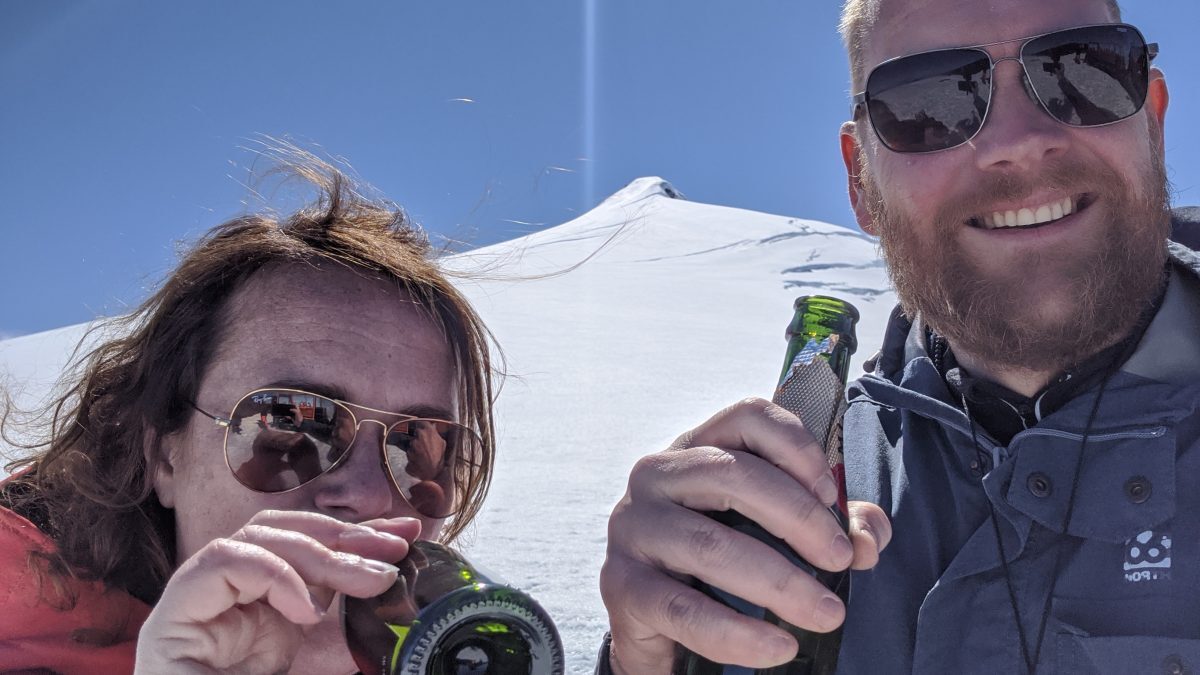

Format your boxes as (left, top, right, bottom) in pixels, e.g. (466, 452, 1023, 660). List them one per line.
(144, 428, 177, 508)
(841, 120, 877, 236)
(1146, 67, 1169, 147)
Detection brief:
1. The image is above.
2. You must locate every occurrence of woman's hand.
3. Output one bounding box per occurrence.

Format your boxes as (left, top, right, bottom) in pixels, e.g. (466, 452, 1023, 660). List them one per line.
(135, 510, 420, 674)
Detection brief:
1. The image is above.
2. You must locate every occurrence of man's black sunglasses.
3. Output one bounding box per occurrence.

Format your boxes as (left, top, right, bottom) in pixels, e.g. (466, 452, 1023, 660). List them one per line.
(853, 23, 1158, 154)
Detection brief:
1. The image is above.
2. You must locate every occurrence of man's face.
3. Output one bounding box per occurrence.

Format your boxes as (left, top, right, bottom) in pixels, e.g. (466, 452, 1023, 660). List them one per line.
(842, 0, 1171, 375)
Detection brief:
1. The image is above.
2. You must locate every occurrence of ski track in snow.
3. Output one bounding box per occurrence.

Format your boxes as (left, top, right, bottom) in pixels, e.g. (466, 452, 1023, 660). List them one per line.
(0, 177, 896, 673)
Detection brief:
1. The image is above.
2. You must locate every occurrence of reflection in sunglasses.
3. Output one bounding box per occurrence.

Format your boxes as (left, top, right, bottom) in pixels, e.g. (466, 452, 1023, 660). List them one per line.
(855, 23, 1156, 153)
(195, 388, 477, 519)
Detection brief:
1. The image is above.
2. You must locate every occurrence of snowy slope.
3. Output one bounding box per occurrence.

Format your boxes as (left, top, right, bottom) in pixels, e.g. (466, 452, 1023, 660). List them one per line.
(0, 178, 895, 673)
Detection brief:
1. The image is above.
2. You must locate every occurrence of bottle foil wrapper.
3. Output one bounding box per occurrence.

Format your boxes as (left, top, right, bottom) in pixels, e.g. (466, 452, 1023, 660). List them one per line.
(773, 337, 846, 469)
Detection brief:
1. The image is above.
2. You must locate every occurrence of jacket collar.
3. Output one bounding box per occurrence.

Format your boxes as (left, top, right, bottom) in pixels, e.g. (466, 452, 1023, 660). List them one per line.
(1120, 243, 1200, 384)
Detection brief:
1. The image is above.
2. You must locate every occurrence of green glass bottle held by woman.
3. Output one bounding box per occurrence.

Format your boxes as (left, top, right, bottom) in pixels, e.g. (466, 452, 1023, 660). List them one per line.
(681, 295, 859, 675)
(343, 541, 565, 674)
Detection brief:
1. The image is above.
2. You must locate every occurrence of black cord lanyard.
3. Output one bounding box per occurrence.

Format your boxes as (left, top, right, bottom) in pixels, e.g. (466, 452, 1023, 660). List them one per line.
(962, 370, 1113, 675)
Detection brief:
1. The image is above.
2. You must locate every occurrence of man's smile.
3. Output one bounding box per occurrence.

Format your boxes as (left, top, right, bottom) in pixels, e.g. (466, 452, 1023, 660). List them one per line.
(968, 193, 1096, 230)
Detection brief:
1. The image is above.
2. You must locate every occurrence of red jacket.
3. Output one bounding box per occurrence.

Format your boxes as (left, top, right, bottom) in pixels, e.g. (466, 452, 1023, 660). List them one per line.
(0, 506, 150, 673)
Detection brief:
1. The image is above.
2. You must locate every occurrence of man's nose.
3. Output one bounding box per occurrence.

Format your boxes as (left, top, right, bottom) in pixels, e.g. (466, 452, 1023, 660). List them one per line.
(312, 420, 396, 521)
(971, 59, 1071, 172)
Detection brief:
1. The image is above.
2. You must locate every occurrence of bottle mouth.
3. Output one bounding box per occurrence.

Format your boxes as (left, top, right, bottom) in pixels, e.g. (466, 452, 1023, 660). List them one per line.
(787, 295, 861, 356)
(343, 547, 565, 675)
(396, 587, 564, 675)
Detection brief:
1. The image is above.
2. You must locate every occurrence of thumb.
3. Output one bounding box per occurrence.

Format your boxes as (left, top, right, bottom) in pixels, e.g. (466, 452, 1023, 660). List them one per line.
(847, 500, 892, 571)
(609, 632, 678, 675)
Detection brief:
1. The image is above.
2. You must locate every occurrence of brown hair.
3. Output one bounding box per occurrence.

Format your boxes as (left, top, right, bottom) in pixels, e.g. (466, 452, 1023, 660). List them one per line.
(839, 0, 1124, 93)
(1, 147, 501, 606)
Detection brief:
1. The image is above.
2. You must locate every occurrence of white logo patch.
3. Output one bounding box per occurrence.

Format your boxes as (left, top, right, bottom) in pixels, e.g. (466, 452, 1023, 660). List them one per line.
(1124, 529, 1171, 583)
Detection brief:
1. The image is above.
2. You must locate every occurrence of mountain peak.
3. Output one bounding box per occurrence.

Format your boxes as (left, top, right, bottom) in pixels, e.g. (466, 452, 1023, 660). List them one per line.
(600, 177, 682, 207)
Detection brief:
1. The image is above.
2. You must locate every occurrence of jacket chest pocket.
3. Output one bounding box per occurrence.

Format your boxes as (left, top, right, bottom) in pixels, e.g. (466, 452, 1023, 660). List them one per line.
(1005, 425, 1175, 542)
(1048, 591, 1200, 674)
(1055, 633, 1200, 674)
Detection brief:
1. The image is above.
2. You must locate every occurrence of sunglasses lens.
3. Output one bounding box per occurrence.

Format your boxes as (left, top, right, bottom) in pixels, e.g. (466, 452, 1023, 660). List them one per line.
(225, 390, 349, 492)
(1023, 25, 1149, 127)
(222, 389, 474, 518)
(385, 419, 468, 519)
(865, 48, 992, 153)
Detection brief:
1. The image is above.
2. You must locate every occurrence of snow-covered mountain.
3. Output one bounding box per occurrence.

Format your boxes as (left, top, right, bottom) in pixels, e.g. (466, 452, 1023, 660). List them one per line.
(0, 178, 895, 673)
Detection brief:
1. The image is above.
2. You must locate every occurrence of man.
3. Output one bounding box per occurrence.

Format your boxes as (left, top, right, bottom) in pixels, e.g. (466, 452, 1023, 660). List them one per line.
(599, 0, 1200, 672)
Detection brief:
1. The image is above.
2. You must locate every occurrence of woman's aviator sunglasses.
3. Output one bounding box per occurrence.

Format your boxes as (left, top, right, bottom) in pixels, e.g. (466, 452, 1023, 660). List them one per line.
(191, 388, 479, 519)
(853, 23, 1158, 154)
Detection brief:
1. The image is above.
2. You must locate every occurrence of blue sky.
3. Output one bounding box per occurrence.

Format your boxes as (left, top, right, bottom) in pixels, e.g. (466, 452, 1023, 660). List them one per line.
(2, 1, 1198, 336)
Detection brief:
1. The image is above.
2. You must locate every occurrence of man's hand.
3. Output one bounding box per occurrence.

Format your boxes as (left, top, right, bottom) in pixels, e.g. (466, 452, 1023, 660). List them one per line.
(599, 398, 892, 674)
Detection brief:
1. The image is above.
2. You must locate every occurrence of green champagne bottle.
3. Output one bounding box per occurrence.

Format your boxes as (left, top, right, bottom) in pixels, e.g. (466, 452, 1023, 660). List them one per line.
(680, 295, 859, 675)
(343, 541, 565, 675)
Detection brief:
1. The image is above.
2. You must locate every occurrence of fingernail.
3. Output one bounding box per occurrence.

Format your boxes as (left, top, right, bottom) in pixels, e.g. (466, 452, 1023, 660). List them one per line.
(372, 529, 408, 543)
(815, 594, 844, 630)
(389, 518, 424, 536)
(363, 559, 400, 575)
(360, 517, 421, 530)
(815, 474, 839, 507)
(830, 533, 853, 567)
(345, 527, 405, 545)
(768, 632, 797, 659)
(308, 591, 328, 620)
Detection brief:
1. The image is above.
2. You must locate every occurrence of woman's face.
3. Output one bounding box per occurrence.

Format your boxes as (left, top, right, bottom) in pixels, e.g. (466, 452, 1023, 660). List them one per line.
(151, 262, 459, 672)
(150, 263, 460, 663)
(154, 262, 458, 555)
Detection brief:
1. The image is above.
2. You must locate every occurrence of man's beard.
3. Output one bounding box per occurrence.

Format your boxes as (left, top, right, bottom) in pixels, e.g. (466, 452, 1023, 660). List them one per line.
(862, 144, 1171, 376)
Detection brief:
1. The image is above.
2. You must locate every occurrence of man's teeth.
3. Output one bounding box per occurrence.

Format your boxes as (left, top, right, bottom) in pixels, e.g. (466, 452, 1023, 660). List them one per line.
(983, 197, 1075, 229)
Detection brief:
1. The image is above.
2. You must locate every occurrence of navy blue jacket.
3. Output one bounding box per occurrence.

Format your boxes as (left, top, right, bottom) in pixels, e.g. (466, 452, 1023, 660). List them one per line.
(839, 243, 1200, 673)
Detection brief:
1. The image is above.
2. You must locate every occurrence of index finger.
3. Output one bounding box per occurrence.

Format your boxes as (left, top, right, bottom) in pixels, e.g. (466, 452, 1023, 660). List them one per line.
(677, 398, 839, 508)
(245, 510, 419, 561)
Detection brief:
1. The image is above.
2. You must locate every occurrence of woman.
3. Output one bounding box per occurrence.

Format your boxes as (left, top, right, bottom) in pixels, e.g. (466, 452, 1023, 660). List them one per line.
(0, 150, 499, 673)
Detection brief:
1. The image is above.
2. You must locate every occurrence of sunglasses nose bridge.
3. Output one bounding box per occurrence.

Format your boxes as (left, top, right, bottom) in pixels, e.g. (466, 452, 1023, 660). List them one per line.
(325, 416, 387, 468)
(988, 54, 1042, 106)
(329, 417, 400, 488)
(983, 55, 1060, 135)
(351, 418, 397, 473)
(986, 55, 1032, 99)
(354, 418, 390, 443)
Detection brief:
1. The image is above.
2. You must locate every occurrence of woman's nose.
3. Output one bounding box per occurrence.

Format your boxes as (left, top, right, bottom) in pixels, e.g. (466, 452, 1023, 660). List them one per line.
(311, 421, 397, 521)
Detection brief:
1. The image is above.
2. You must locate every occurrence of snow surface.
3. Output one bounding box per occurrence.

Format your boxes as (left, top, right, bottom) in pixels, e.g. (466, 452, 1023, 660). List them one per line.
(0, 177, 896, 673)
